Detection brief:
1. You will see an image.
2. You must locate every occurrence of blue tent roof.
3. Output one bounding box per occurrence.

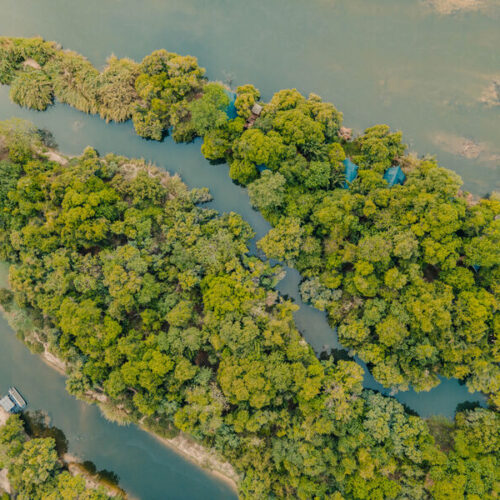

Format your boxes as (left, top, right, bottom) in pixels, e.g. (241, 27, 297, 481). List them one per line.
(343, 158, 358, 188)
(224, 89, 238, 120)
(383, 166, 406, 187)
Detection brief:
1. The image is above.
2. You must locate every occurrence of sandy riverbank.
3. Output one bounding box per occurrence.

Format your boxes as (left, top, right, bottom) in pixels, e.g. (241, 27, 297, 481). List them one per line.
(150, 430, 239, 491)
(0, 301, 239, 494)
(63, 453, 129, 498)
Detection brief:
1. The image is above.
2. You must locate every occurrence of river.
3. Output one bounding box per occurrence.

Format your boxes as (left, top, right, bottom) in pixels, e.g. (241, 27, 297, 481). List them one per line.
(0, 1, 496, 498)
(1, 0, 498, 196)
(0, 263, 236, 500)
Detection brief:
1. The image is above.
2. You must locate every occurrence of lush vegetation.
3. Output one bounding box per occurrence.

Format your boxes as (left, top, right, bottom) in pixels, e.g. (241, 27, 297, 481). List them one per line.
(233, 99, 499, 403)
(1, 37, 497, 405)
(0, 413, 116, 499)
(0, 121, 498, 499)
(0, 36, 223, 137)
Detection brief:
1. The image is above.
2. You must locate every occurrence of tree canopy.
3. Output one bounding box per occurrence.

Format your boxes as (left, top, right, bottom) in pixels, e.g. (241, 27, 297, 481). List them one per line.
(0, 35, 498, 497)
(0, 414, 115, 499)
(0, 124, 498, 499)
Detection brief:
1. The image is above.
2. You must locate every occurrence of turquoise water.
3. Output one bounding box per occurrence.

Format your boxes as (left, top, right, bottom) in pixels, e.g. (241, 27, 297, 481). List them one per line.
(0, 315, 237, 500)
(0, 1, 496, 497)
(2, 0, 498, 194)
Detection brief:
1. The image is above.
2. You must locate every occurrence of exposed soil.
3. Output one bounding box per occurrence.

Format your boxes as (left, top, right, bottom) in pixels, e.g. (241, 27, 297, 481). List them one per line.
(43, 150, 69, 165)
(0, 468, 10, 494)
(151, 432, 239, 491)
(425, 0, 486, 14)
(22, 58, 41, 70)
(480, 79, 500, 107)
(0, 408, 8, 427)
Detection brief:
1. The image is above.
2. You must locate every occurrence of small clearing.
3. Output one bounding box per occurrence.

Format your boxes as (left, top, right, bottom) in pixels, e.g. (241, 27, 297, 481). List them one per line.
(22, 58, 41, 70)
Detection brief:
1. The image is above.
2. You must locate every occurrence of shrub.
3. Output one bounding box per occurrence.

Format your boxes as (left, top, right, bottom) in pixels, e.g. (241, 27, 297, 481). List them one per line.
(9, 69, 54, 111)
(98, 56, 140, 122)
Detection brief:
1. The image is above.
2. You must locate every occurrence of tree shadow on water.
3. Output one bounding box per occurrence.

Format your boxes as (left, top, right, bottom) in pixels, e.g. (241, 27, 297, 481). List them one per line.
(81, 461, 120, 486)
(21, 410, 68, 456)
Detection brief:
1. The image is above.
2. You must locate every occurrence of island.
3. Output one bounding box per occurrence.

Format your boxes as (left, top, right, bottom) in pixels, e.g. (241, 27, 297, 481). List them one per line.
(0, 113, 497, 499)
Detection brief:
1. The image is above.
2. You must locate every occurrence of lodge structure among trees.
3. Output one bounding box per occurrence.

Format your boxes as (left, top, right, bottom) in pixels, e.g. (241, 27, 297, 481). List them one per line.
(343, 158, 359, 188)
(0, 36, 498, 499)
(383, 165, 406, 186)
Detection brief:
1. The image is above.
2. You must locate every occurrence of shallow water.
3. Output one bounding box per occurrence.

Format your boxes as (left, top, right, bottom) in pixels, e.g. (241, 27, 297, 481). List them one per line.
(0, 1, 495, 496)
(1, 0, 498, 194)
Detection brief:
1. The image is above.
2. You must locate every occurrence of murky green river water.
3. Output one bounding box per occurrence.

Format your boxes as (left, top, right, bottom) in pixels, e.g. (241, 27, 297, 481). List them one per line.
(0, 263, 236, 499)
(0, 1, 497, 498)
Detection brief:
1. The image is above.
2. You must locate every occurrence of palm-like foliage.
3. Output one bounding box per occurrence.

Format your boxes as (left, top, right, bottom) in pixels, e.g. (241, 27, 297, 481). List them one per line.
(45, 51, 100, 114)
(9, 69, 54, 111)
(98, 56, 140, 122)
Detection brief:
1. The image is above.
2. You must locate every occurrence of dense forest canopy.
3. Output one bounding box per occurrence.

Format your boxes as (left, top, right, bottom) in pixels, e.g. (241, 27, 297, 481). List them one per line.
(1, 36, 497, 406)
(0, 120, 498, 499)
(0, 413, 115, 499)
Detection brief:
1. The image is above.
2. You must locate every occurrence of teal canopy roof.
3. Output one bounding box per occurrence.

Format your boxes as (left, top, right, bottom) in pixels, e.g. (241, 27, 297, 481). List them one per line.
(224, 89, 238, 120)
(383, 166, 406, 186)
(343, 158, 359, 188)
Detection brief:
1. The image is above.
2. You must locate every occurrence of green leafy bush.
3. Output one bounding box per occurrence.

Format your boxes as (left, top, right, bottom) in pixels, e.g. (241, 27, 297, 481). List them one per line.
(0, 125, 497, 499)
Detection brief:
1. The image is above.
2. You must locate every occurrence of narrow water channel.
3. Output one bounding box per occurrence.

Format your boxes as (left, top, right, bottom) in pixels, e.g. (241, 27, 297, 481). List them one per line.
(0, 88, 486, 420)
(0, 1, 496, 496)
